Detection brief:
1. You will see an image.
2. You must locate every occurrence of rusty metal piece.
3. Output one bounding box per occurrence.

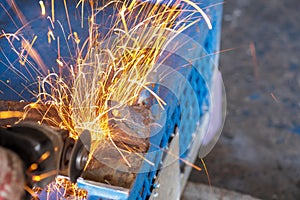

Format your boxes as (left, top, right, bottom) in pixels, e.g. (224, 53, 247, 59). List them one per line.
(0, 100, 61, 127)
(82, 141, 143, 188)
(83, 104, 151, 188)
(107, 101, 151, 152)
(0, 100, 151, 189)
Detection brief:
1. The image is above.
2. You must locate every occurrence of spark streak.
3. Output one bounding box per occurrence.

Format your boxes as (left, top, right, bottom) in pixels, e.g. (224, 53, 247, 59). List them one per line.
(20, 36, 47, 73)
(39, 1, 46, 16)
(250, 42, 259, 79)
(47, 29, 55, 44)
(181, 0, 212, 29)
(32, 170, 57, 182)
(51, 0, 55, 22)
(0, 111, 24, 119)
(271, 93, 280, 103)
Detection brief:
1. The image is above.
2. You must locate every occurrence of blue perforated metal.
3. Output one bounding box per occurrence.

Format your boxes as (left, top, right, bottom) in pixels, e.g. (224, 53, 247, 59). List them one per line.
(129, 1, 223, 199)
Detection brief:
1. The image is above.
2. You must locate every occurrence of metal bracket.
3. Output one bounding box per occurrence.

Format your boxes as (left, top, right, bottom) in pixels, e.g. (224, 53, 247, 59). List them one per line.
(150, 133, 180, 200)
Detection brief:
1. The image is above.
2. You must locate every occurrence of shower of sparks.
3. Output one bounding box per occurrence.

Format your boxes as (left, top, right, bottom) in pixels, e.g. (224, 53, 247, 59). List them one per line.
(17, 0, 213, 147)
(1, 0, 213, 197)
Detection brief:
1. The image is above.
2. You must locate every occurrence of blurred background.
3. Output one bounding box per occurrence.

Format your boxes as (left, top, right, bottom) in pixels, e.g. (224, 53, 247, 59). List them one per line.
(190, 0, 300, 199)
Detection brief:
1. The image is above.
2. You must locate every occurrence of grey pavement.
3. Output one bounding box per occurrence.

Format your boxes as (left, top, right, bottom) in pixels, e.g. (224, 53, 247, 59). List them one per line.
(189, 1, 300, 200)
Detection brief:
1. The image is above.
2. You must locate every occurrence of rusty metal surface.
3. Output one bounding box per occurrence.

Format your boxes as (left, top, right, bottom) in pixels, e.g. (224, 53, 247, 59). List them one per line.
(82, 141, 144, 188)
(0, 101, 151, 190)
(0, 100, 59, 127)
(83, 105, 151, 188)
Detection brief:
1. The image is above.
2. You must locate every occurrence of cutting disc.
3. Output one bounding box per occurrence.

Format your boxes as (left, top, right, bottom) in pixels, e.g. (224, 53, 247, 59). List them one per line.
(69, 130, 91, 183)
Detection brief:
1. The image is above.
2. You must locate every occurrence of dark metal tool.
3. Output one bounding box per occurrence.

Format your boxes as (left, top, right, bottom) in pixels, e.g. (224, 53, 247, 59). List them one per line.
(0, 122, 91, 196)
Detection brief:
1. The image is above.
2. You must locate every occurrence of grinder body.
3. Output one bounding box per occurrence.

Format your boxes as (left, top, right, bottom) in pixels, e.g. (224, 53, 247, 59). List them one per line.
(0, 123, 90, 199)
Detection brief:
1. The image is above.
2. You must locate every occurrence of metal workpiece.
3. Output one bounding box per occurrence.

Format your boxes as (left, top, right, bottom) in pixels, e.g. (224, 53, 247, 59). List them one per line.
(79, 103, 152, 190)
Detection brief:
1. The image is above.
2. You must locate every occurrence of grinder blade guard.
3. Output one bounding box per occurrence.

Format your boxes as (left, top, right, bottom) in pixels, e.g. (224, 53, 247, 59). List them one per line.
(0, 122, 91, 196)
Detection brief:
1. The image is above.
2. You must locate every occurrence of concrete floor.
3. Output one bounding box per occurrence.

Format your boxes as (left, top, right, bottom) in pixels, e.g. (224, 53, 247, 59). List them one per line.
(182, 182, 261, 200)
(189, 1, 300, 200)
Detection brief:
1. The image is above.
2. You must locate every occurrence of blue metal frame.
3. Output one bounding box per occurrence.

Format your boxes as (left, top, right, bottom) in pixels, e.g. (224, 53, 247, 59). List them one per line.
(129, 1, 223, 199)
(0, 0, 222, 199)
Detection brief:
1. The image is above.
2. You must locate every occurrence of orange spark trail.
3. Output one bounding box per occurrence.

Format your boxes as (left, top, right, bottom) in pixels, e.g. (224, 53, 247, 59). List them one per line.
(39, 0, 46, 16)
(270, 93, 280, 104)
(32, 170, 57, 182)
(39, 151, 51, 162)
(63, 0, 73, 36)
(250, 42, 259, 79)
(0, 3, 18, 28)
(198, 47, 239, 59)
(9, 0, 27, 26)
(152, 143, 202, 171)
(73, 32, 80, 44)
(47, 16, 55, 29)
(56, 59, 63, 67)
(47, 28, 55, 44)
(201, 158, 211, 187)
(0, 111, 24, 119)
(20, 36, 38, 65)
(28, 163, 39, 172)
(51, 0, 55, 22)
(181, 0, 212, 29)
(57, 36, 61, 60)
(24, 185, 38, 198)
(20, 37, 47, 73)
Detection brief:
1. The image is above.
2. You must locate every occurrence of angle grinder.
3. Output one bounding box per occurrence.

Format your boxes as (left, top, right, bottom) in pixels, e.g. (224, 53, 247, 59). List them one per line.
(0, 122, 91, 198)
